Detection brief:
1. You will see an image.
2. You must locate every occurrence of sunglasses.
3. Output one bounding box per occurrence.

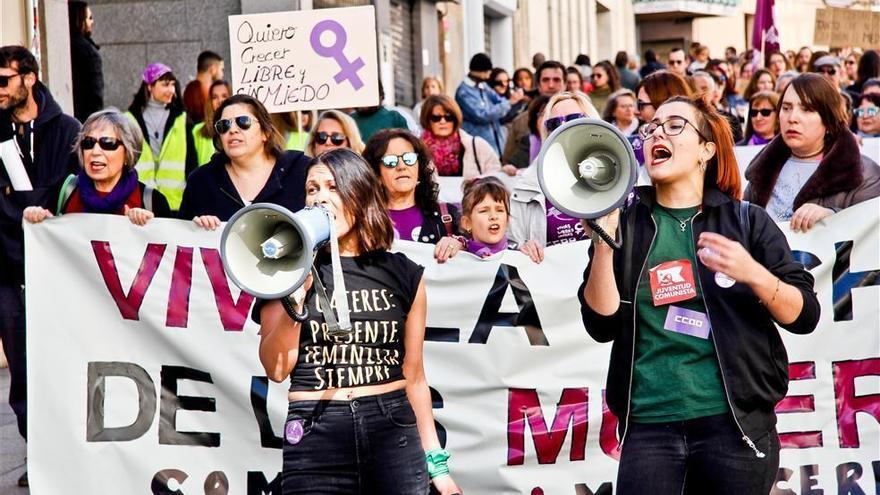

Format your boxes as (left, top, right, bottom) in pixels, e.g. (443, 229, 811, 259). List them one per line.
(590, 73, 604, 79)
(544, 113, 586, 133)
(0, 72, 22, 88)
(492, 80, 509, 88)
(314, 131, 347, 146)
(639, 116, 709, 141)
(80, 136, 124, 151)
(815, 67, 837, 76)
(214, 115, 254, 135)
(668, 60, 685, 65)
(637, 100, 654, 111)
(749, 108, 775, 118)
(380, 152, 419, 168)
(845, 60, 856, 65)
(854, 107, 880, 118)
(429, 113, 455, 123)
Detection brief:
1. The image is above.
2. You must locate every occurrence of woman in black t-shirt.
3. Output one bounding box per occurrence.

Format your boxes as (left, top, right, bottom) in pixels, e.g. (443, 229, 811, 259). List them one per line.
(257, 149, 461, 495)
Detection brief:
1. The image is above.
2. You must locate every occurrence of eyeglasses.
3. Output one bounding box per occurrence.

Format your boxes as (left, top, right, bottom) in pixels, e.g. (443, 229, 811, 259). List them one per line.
(637, 100, 654, 111)
(214, 115, 254, 135)
(380, 152, 419, 168)
(81, 136, 124, 151)
(314, 132, 347, 146)
(749, 108, 775, 118)
(0, 72, 22, 88)
(815, 67, 837, 76)
(544, 112, 586, 133)
(639, 116, 708, 141)
(429, 113, 455, 123)
(854, 107, 880, 118)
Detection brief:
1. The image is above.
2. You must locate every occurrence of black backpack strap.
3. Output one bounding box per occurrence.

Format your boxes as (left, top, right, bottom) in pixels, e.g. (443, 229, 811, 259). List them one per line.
(739, 200, 751, 248)
(438, 203, 454, 236)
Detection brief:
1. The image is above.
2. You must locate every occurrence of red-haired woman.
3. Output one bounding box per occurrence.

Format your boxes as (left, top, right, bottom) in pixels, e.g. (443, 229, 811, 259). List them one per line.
(578, 95, 820, 494)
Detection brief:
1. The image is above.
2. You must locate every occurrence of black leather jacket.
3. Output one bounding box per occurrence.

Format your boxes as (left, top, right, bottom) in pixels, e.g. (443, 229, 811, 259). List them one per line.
(578, 186, 820, 455)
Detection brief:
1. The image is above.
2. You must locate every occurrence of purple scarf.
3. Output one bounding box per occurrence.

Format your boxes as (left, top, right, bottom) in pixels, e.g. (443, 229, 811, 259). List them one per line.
(76, 169, 140, 213)
(465, 237, 508, 258)
(747, 134, 772, 146)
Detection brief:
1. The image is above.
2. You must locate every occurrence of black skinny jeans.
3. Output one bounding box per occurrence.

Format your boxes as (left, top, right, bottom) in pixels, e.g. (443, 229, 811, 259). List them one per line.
(282, 389, 429, 495)
(616, 413, 780, 495)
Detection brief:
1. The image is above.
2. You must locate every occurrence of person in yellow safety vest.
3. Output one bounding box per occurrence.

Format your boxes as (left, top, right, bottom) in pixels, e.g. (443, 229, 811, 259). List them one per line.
(271, 109, 315, 152)
(192, 79, 231, 166)
(126, 62, 196, 210)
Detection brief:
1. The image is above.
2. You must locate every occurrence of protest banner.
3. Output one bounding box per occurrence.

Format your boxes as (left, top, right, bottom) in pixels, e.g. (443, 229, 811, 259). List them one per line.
(227, 6, 380, 113)
(25, 199, 879, 494)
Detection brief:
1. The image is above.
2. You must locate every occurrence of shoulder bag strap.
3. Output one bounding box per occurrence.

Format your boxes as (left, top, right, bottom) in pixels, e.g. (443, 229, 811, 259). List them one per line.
(143, 184, 155, 212)
(739, 200, 751, 248)
(56, 174, 77, 215)
(438, 202, 454, 236)
(472, 137, 482, 174)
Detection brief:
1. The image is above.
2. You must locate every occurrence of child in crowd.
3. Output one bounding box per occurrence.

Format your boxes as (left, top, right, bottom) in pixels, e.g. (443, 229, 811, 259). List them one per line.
(457, 177, 542, 262)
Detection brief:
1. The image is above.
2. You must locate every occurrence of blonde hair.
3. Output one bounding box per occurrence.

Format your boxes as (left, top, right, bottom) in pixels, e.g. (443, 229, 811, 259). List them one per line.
(306, 110, 365, 157)
(539, 91, 600, 140)
(421, 76, 444, 98)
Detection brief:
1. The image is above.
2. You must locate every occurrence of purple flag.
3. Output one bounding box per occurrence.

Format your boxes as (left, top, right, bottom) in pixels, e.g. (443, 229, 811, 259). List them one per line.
(752, 0, 780, 64)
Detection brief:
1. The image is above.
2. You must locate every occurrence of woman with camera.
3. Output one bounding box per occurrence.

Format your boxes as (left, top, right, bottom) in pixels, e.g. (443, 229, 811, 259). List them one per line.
(579, 94, 820, 494)
(255, 148, 462, 495)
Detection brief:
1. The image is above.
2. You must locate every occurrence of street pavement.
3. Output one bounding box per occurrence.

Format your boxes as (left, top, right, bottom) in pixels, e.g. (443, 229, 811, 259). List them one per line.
(0, 369, 27, 495)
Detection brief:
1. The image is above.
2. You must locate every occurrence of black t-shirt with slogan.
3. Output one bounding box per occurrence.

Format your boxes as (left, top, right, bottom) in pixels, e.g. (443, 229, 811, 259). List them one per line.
(289, 249, 424, 392)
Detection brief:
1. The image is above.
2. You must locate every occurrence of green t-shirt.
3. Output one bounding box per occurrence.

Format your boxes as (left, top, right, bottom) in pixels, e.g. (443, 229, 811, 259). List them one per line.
(351, 107, 409, 143)
(629, 204, 729, 423)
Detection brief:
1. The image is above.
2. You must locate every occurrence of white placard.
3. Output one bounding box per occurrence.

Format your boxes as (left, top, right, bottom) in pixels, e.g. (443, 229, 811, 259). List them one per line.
(228, 6, 380, 113)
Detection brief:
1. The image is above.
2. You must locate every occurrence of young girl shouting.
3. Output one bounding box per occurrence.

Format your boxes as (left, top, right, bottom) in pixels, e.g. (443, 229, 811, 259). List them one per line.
(459, 177, 542, 261)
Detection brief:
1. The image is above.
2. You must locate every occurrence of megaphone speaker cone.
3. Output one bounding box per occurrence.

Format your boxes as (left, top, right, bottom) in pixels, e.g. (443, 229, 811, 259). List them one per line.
(537, 118, 638, 220)
(220, 203, 332, 299)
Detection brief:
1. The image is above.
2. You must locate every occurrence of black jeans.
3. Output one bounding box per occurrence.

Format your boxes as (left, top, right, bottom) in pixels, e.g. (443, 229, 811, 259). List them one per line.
(617, 413, 779, 495)
(0, 284, 26, 439)
(282, 389, 428, 495)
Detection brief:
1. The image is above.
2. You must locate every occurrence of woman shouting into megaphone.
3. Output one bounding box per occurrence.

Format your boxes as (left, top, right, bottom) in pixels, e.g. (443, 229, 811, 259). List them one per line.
(255, 149, 462, 495)
(578, 94, 820, 495)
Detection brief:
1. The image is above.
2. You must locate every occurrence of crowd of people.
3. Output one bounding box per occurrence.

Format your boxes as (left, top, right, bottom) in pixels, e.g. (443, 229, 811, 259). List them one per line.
(1, 2, 879, 492)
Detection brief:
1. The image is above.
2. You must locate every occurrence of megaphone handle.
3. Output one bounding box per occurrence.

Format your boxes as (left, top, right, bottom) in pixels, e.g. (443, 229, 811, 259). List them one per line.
(586, 219, 622, 250)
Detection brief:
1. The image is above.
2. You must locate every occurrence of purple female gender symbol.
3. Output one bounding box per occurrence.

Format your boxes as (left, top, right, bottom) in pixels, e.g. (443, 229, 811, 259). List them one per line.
(310, 20, 366, 90)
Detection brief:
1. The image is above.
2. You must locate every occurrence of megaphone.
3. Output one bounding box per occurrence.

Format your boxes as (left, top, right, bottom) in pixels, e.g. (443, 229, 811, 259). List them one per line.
(220, 203, 331, 300)
(537, 118, 638, 249)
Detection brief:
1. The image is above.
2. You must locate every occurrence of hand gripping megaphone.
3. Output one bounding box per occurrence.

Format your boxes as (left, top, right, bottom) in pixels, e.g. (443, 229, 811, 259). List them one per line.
(537, 118, 638, 249)
(219, 203, 352, 335)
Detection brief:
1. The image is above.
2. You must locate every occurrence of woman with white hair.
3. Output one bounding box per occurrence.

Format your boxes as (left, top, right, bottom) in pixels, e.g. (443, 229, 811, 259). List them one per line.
(23, 108, 171, 224)
(509, 91, 600, 263)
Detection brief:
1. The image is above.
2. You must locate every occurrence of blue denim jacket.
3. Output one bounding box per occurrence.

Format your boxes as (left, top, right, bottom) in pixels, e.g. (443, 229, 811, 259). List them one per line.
(454, 79, 510, 156)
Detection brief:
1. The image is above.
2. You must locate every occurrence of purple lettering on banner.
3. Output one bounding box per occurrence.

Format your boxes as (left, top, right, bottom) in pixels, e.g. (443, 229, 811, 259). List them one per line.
(663, 306, 711, 339)
(310, 20, 365, 90)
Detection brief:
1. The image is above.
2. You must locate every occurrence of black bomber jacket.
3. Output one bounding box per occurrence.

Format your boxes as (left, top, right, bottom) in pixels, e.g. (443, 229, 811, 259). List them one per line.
(577, 185, 821, 456)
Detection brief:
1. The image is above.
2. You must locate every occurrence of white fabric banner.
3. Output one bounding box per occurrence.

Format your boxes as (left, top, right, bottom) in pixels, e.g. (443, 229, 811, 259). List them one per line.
(24, 198, 879, 494)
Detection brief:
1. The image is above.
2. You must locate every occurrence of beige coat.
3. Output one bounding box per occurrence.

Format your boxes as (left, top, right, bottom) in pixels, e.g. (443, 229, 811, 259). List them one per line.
(457, 129, 502, 179)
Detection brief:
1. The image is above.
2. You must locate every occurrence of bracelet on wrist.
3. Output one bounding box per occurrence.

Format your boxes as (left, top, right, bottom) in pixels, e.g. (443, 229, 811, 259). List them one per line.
(425, 448, 451, 479)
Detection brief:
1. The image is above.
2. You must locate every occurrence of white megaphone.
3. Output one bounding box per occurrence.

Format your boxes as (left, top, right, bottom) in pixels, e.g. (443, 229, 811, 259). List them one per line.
(537, 118, 638, 249)
(220, 203, 353, 336)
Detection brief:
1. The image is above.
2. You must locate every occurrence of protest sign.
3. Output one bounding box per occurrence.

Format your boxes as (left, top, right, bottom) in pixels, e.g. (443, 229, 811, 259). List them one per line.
(228, 6, 379, 113)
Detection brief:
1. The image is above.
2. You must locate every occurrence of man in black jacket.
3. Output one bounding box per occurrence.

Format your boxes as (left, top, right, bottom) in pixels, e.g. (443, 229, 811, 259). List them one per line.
(0, 45, 80, 487)
(69, 1, 104, 122)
